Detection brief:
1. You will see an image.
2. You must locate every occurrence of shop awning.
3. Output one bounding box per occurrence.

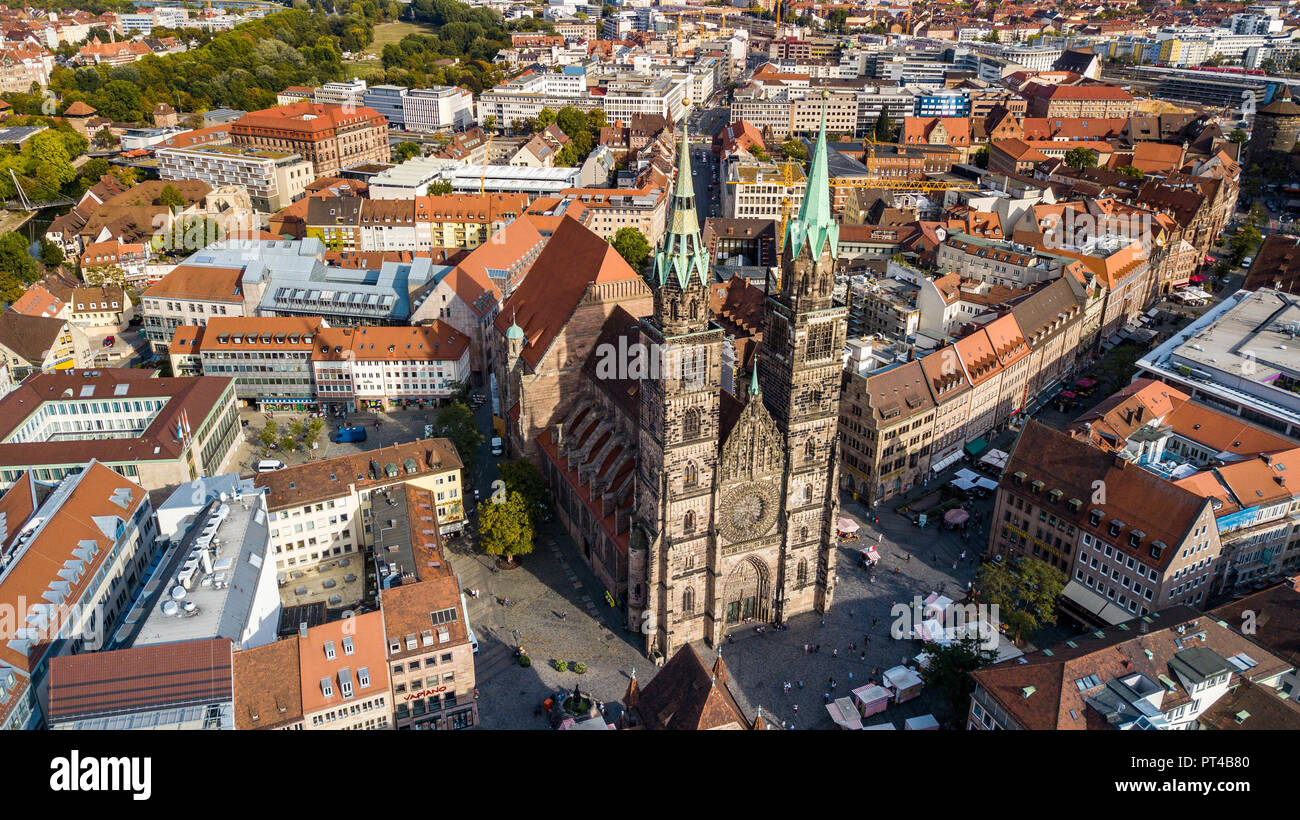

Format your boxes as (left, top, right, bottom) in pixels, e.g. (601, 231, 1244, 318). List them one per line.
(964, 437, 988, 457)
(1061, 580, 1131, 626)
(1074, 378, 1097, 389)
(836, 517, 860, 534)
(930, 449, 964, 473)
(944, 508, 970, 525)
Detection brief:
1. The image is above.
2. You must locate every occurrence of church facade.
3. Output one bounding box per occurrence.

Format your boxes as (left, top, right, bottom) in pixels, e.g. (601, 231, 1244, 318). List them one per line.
(497, 112, 847, 662)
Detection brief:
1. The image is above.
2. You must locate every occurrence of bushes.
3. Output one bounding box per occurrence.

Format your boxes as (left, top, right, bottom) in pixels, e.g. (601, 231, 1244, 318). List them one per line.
(518, 654, 531, 667)
(553, 659, 567, 672)
(573, 662, 587, 674)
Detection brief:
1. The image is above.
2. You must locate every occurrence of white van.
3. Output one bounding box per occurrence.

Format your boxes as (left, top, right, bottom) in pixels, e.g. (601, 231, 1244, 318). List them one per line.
(256, 459, 286, 473)
(490, 436, 503, 456)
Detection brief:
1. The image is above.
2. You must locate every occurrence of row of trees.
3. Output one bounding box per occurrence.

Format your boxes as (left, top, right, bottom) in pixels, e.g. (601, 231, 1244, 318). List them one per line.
(38, 6, 393, 121)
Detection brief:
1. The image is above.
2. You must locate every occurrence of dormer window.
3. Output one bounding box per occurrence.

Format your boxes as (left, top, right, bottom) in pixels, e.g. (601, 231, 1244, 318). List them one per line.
(1109, 520, 1123, 537)
(1089, 509, 1103, 526)
(1129, 530, 1145, 548)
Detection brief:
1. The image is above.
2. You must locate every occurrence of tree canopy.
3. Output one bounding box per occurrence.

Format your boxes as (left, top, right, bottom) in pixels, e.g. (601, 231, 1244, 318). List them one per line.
(478, 490, 534, 564)
(975, 557, 1067, 644)
(612, 227, 651, 272)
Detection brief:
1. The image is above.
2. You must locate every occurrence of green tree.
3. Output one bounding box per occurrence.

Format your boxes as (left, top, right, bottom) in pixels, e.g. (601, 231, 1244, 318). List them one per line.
(973, 145, 989, 169)
(155, 184, 185, 209)
(259, 420, 279, 450)
(435, 400, 484, 469)
(0, 231, 38, 285)
(38, 238, 64, 268)
(482, 114, 496, 132)
(303, 417, 324, 449)
(93, 128, 118, 148)
(873, 108, 895, 143)
(535, 107, 557, 129)
(780, 138, 807, 161)
(975, 556, 1067, 643)
(1229, 224, 1262, 265)
(428, 180, 453, 195)
(478, 490, 534, 564)
(1115, 164, 1144, 178)
(611, 226, 651, 271)
(1063, 146, 1099, 169)
(498, 458, 550, 524)
(394, 141, 423, 162)
(278, 433, 300, 453)
(982, 29, 1000, 43)
(82, 263, 127, 287)
(555, 105, 589, 140)
(1228, 128, 1248, 145)
(918, 637, 999, 720)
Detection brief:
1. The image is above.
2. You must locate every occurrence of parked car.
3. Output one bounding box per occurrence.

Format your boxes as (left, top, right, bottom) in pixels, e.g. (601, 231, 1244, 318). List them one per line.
(256, 459, 285, 473)
(103, 335, 115, 347)
(423, 423, 435, 437)
(490, 436, 504, 456)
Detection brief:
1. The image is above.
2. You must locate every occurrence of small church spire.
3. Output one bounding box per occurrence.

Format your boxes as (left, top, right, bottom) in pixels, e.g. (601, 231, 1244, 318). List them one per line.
(749, 365, 761, 397)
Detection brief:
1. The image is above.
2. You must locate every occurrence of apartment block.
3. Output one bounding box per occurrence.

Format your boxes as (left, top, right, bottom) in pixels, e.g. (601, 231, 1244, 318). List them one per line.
(157, 144, 314, 213)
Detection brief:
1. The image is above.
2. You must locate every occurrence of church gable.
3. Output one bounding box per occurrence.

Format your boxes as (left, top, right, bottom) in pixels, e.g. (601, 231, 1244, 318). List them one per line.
(719, 390, 785, 484)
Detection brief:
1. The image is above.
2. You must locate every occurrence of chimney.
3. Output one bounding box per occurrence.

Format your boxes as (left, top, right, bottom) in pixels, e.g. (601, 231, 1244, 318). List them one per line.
(1135, 405, 1144, 422)
(555, 423, 564, 449)
(298, 622, 308, 639)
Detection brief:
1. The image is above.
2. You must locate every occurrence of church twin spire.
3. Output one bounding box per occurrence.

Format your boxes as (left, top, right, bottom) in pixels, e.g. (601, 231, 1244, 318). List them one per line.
(651, 117, 710, 291)
(783, 96, 839, 262)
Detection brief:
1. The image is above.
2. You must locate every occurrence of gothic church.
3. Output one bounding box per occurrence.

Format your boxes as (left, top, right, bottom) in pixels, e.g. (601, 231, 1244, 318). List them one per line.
(497, 110, 847, 662)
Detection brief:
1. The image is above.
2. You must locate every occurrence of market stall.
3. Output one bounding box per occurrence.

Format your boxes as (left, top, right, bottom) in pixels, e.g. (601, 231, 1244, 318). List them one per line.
(882, 665, 924, 704)
(837, 517, 860, 541)
(857, 545, 881, 567)
(905, 714, 940, 731)
(827, 697, 864, 729)
(851, 684, 892, 718)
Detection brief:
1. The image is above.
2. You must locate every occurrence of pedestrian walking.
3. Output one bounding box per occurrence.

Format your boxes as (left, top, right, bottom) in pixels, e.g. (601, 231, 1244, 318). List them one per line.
(960, 549, 967, 561)
(860, 652, 866, 662)
(872, 616, 878, 627)
(848, 672, 854, 683)
(793, 704, 799, 713)
(820, 618, 826, 627)
(797, 680, 804, 689)
(906, 552, 911, 562)
(832, 648, 839, 658)
(824, 692, 831, 703)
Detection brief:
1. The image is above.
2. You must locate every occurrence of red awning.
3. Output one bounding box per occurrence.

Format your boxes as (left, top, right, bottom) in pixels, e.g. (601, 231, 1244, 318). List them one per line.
(1075, 378, 1097, 388)
(1189, 275, 1206, 282)
(1059, 390, 1077, 398)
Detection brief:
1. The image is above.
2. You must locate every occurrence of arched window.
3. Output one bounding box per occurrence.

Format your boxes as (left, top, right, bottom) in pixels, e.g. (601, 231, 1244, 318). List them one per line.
(683, 408, 700, 439)
(682, 587, 694, 615)
(797, 559, 808, 586)
(689, 299, 699, 320)
(671, 299, 679, 321)
(684, 509, 696, 533)
(683, 461, 698, 487)
(803, 484, 813, 504)
(800, 526, 808, 541)
(804, 439, 816, 462)
(800, 273, 809, 295)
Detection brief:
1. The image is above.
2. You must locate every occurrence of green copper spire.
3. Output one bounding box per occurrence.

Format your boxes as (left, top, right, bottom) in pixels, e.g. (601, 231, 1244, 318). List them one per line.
(784, 94, 839, 261)
(749, 365, 760, 396)
(652, 117, 710, 291)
